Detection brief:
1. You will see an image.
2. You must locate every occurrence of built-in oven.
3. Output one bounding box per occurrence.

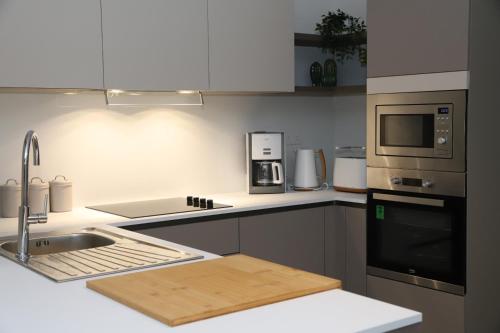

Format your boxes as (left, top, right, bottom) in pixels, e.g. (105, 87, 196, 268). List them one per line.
(367, 170, 466, 295)
(367, 90, 466, 172)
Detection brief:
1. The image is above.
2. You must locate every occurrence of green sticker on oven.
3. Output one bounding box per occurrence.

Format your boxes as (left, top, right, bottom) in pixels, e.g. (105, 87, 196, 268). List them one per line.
(376, 205, 385, 220)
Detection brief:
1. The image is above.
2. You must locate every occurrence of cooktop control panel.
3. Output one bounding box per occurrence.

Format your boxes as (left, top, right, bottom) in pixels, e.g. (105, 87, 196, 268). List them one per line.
(186, 196, 214, 209)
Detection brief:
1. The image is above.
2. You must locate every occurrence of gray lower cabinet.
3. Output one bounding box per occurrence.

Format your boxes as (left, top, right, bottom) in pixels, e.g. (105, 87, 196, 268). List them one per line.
(325, 205, 346, 282)
(325, 205, 366, 295)
(367, 275, 464, 333)
(134, 218, 239, 256)
(345, 207, 367, 295)
(239, 207, 325, 275)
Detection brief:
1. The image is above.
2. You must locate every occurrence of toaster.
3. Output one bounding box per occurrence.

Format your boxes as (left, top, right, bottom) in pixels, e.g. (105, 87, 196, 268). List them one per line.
(333, 156, 367, 193)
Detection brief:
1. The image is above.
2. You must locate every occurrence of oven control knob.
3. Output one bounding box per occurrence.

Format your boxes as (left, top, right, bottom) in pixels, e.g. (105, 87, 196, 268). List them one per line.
(390, 177, 402, 185)
(437, 136, 447, 145)
(422, 180, 434, 188)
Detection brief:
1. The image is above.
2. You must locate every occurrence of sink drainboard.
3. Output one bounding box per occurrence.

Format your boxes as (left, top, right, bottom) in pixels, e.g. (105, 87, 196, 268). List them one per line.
(0, 228, 203, 282)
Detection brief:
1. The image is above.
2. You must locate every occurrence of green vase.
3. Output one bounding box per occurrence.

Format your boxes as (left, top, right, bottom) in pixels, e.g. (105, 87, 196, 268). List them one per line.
(323, 59, 337, 87)
(309, 61, 323, 87)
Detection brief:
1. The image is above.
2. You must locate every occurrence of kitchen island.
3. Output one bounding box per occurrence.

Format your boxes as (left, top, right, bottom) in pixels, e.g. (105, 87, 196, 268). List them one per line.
(0, 226, 421, 333)
(0, 191, 420, 332)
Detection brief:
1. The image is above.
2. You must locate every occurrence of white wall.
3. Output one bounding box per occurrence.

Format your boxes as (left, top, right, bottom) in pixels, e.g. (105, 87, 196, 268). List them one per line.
(294, 0, 366, 34)
(331, 95, 367, 153)
(0, 93, 341, 207)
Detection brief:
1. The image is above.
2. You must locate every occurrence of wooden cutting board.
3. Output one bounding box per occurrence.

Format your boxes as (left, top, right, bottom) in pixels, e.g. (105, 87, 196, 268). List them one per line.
(87, 254, 341, 327)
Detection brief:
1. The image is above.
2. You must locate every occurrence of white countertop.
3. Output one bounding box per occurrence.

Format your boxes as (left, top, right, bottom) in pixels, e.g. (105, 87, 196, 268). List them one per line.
(0, 190, 366, 238)
(0, 227, 421, 333)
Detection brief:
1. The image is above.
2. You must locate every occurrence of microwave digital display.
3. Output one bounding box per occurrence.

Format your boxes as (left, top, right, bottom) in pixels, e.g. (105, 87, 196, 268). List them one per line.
(438, 107, 449, 114)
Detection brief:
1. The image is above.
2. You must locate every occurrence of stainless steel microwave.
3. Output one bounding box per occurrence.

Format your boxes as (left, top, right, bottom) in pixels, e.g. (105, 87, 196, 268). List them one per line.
(367, 90, 466, 172)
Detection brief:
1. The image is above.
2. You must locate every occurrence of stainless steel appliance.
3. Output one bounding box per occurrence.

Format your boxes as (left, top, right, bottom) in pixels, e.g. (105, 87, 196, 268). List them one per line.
(367, 188, 465, 295)
(366, 90, 467, 296)
(246, 132, 285, 194)
(367, 90, 466, 172)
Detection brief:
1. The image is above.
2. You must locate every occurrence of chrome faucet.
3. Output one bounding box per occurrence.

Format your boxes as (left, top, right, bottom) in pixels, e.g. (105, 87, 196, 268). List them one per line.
(17, 130, 48, 263)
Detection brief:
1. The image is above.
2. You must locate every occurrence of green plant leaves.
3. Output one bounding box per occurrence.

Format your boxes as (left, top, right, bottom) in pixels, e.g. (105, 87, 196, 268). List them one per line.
(315, 9, 367, 65)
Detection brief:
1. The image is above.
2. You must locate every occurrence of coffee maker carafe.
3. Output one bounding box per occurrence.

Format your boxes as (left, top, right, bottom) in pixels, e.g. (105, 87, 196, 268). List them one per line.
(246, 132, 285, 194)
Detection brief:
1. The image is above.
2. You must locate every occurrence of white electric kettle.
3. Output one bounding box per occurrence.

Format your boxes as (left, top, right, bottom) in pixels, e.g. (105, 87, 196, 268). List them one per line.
(294, 149, 326, 190)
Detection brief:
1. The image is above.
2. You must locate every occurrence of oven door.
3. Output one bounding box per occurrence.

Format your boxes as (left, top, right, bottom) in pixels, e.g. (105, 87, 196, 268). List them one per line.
(376, 104, 452, 158)
(367, 189, 465, 295)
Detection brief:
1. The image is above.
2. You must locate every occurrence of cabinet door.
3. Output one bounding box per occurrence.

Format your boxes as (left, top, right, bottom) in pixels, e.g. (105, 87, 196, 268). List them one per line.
(133, 218, 239, 255)
(0, 1, 103, 88)
(239, 207, 325, 274)
(208, 0, 294, 92)
(325, 206, 346, 281)
(101, 0, 209, 91)
(345, 207, 366, 295)
(367, 275, 464, 333)
(325, 205, 366, 295)
(367, 0, 469, 78)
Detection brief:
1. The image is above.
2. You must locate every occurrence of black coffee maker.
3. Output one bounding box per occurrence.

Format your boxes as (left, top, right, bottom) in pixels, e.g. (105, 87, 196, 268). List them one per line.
(246, 132, 285, 194)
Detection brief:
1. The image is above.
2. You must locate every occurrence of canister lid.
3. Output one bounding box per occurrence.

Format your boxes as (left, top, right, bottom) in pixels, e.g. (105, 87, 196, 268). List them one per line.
(0, 179, 20, 192)
(29, 177, 49, 189)
(49, 175, 72, 187)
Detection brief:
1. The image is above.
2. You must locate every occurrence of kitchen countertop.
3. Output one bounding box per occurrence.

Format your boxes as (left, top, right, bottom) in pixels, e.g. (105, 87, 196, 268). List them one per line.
(0, 190, 366, 238)
(0, 226, 420, 333)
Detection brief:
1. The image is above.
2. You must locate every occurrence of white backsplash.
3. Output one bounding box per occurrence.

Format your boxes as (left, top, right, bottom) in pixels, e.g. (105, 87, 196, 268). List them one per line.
(0, 93, 365, 207)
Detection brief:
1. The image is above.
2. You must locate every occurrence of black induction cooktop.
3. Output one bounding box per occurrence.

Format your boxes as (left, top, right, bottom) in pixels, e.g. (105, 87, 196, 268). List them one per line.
(86, 196, 232, 219)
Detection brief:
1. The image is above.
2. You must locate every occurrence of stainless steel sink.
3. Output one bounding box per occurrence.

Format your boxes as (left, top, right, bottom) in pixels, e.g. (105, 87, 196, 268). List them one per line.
(1, 233, 115, 256)
(0, 227, 203, 282)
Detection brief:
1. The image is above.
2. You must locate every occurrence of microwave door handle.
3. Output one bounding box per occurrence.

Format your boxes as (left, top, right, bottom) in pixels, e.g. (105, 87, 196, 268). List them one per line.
(373, 193, 444, 207)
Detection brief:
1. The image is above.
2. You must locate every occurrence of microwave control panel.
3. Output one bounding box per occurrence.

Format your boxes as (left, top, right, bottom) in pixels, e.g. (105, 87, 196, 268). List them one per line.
(434, 106, 453, 158)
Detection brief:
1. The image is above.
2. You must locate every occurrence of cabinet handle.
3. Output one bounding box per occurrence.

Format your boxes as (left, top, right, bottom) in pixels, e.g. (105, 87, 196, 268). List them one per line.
(373, 193, 444, 207)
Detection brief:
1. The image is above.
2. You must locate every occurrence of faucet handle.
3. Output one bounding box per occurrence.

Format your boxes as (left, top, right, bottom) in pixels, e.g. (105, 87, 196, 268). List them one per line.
(28, 194, 48, 224)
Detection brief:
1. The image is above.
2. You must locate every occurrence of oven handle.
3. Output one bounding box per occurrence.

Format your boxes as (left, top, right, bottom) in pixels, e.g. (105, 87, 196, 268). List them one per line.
(373, 193, 444, 207)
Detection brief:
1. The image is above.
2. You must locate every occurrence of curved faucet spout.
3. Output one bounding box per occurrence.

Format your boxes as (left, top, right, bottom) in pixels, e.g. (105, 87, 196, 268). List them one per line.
(21, 130, 40, 205)
(17, 130, 47, 263)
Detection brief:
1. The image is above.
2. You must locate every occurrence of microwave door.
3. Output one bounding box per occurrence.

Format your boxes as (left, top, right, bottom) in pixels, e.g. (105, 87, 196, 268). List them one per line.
(376, 105, 440, 158)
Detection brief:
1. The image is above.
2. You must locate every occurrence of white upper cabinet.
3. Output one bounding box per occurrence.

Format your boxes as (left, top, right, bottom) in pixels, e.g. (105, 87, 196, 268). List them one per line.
(101, 0, 209, 91)
(0, 0, 103, 89)
(208, 0, 294, 92)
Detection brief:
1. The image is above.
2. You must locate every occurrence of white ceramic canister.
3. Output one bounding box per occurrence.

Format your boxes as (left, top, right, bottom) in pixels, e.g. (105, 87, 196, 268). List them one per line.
(0, 179, 21, 218)
(49, 175, 72, 212)
(28, 177, 49, 214)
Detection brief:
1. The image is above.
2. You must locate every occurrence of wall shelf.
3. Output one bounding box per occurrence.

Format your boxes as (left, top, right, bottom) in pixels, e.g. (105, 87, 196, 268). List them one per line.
(294, 32, 367, 48)
(203, 85, 366, 97)
(293, 85, 366, 96)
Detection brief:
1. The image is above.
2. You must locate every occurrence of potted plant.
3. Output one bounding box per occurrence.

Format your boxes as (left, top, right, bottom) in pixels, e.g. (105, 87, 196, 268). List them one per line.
(314, 9, 367, 87)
